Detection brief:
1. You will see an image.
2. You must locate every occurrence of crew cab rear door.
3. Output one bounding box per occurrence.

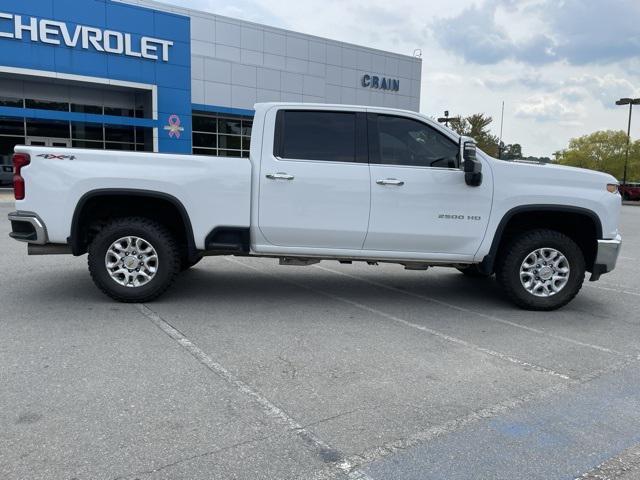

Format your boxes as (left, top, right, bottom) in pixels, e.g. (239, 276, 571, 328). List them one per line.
(257, 108, 370, 249)
(364, 112, 493, 257)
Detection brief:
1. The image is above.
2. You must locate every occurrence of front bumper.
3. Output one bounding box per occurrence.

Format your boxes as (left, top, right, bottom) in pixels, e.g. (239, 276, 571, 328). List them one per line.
(590, 234, 622, 281)
(8, 211, 48, 245)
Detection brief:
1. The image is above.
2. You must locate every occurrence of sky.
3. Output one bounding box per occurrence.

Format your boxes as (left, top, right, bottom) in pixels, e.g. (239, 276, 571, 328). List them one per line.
(158, 0, 640, 157)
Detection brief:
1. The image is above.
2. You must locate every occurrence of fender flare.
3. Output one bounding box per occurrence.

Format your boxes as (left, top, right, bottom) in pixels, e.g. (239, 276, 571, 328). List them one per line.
(69, 188, 198, 261)
(479, 204, 603, 274)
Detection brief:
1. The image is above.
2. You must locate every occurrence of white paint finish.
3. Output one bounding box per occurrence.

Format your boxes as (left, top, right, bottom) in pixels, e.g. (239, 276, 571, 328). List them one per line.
(14, 103, 619, 272)
(365, 164, 493, 255)
(15, 147, 251, 249)
(255, 105, 371, 250)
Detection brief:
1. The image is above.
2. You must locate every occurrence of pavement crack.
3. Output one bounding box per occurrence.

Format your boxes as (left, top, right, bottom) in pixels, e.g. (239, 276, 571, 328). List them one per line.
(112, 433, 277, 480)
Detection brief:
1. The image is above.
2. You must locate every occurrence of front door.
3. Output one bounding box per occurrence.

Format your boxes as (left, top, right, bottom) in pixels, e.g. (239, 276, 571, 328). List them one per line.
(258, 109, 370, 250)
(26, 137, 72, 148)
(364, 113, 493, 257)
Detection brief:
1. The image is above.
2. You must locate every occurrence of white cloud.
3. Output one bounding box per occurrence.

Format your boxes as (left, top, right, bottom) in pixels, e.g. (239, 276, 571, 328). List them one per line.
(515, 94, 584, 125)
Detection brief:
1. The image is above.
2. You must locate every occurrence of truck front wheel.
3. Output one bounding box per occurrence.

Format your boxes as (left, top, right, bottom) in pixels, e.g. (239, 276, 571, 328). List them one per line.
(496, 229, 585, 311)
(88, 217, 180, 302)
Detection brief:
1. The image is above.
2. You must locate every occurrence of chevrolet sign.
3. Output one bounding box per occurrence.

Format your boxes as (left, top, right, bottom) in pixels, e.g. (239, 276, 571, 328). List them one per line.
(0, 12, 174, 62)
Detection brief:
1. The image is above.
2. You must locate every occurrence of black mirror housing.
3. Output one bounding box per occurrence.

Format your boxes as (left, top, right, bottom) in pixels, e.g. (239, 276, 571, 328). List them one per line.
(462, 140, 482, 187)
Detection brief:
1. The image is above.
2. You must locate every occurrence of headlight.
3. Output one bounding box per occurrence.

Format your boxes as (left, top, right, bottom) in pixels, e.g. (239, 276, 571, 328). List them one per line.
(606, 183, 619, 194)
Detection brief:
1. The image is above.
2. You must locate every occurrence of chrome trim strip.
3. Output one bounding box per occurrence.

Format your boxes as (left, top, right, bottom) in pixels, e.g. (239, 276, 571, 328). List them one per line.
(595, 234, 622, 273)
(7, 211, 48, 245)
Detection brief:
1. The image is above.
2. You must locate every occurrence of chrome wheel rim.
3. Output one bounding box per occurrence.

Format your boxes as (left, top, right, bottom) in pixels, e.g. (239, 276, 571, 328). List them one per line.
(519, 248, 570, 298)
(105, 236, 158, 288)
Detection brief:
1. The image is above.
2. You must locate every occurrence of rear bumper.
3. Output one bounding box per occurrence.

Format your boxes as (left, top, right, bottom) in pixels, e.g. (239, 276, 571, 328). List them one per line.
(8, 211, 48, 245)
(590, 234, 622, 281)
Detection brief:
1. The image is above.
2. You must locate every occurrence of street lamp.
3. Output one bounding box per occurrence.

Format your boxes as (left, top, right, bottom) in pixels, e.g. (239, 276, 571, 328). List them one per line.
(616, 97, 640, 185)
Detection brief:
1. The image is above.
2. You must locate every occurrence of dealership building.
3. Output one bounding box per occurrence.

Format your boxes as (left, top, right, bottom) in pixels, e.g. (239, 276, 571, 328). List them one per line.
(0, 0, 422, 179)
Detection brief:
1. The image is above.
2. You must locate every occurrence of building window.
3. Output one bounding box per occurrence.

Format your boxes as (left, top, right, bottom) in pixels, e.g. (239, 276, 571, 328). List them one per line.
(192, 111, 253, 158)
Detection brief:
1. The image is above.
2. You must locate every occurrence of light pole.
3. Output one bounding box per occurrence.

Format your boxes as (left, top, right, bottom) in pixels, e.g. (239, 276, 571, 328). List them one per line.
(616, 97, 640, 185)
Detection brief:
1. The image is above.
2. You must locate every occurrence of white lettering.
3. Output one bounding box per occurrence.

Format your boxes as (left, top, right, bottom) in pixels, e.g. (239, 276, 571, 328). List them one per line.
(124, 33, 141, 57)
(0, 12, 13, 39)
(156, 39, 173, 62)
(141, 36, 158, 60)
(0, 12, 173, 61)
(81, 27, 104, 52)
(39, 20, 61, 45)
(60, 23, 81, 48)
(14, 15, 38, 41)
(103, 30, 123, 54)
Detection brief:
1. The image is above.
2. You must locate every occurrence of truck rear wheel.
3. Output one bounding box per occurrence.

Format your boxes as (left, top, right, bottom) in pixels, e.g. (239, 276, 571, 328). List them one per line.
(88, 217, 180, 303)
(496, 229, 585, 311)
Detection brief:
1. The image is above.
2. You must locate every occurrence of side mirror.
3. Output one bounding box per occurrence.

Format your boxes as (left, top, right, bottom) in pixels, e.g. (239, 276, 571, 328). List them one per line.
(462, 140, 482, 187)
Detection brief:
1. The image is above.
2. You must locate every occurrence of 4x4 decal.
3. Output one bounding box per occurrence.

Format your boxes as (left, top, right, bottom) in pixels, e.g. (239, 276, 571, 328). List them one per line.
(37, 154, 76, 160)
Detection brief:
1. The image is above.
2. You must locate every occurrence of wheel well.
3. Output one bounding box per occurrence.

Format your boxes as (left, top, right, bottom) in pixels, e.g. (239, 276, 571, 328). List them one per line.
(71, 191, 196, 260)
(490, 209, 600, 273)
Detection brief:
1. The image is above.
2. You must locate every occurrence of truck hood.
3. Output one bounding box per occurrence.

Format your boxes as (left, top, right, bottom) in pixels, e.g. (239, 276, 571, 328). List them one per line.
(486, 155, 618, 186)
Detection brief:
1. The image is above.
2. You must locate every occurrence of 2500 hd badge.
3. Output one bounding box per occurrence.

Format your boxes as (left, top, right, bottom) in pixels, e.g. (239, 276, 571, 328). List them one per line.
(439, 214, 482, 221)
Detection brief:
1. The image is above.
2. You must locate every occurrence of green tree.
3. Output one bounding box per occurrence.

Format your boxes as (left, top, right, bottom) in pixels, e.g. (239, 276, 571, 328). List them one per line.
(447, 113, 500, 157)
(555, 130, 640, 182)
(502, 143, 523, 160)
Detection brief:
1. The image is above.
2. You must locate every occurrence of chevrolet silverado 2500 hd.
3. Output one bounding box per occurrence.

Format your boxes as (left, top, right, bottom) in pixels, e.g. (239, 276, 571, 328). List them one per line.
(8, 103, 622, 310)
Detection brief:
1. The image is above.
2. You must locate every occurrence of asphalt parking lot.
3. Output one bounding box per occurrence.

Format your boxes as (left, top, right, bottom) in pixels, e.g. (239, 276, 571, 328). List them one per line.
(1, 199, 640, 480)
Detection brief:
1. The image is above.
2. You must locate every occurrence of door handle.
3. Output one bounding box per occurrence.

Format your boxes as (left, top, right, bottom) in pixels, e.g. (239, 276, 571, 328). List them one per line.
(376, 178, 405, 186)
(266, 172, 295, 180)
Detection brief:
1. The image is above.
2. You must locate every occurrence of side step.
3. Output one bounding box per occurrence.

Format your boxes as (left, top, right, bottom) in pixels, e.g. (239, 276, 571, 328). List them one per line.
(28, 244, 73, 255)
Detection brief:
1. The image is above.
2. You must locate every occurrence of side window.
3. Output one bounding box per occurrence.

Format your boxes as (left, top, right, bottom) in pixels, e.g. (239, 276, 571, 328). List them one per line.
(276, 111, 357, 162)
(373, 115, 459, 168)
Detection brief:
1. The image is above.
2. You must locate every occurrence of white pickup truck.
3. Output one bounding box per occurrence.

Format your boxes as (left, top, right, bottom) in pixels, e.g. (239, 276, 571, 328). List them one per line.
(8, 103, 622, 310)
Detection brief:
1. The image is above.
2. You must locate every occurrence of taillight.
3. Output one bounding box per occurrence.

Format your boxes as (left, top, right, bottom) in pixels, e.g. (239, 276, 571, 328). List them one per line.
(13, 153, 30, 200)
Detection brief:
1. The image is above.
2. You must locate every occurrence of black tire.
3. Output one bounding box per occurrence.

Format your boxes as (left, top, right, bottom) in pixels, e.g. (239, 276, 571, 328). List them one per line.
(456, 265, 492, 278)
(88, 217, 180, 303)
(496, 229, 585, 311)
(181, 255, 203, 272)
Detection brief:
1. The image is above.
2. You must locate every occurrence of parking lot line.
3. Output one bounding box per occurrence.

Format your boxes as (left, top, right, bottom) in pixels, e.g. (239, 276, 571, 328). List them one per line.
(315, 265, 623, 356)
(135, 303, 372, 480)
(228, 259, 573, 381)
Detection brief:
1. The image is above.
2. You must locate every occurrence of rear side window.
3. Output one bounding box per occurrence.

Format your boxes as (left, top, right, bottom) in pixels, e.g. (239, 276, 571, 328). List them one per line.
(275, 111, 357, 162)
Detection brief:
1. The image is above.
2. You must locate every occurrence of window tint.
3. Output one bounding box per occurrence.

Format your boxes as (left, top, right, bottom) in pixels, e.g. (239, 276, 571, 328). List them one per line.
(374, 115, 458, 168)
(279, 111, 356, 162)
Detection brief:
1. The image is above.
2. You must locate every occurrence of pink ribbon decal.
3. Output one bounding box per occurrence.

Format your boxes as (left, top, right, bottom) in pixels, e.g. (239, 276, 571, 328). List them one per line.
(164, 114, 185, 139)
